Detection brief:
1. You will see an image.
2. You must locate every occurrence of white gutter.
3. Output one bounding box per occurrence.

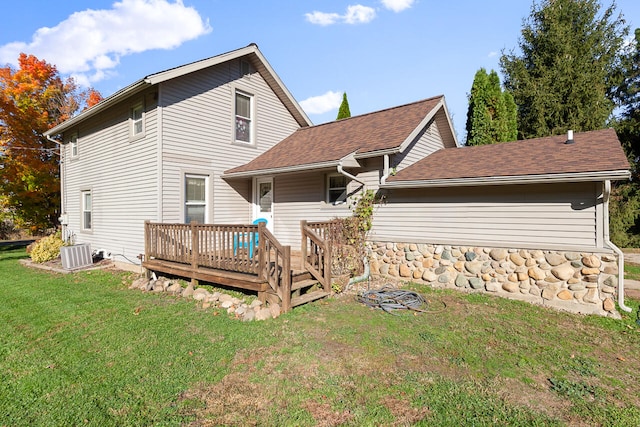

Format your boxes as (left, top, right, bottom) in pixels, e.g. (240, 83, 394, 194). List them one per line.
(223, 160, 341, 179)
(380, 154, 390, 185)
(603, 180, 632, 313)
(381, 170, 631, 189)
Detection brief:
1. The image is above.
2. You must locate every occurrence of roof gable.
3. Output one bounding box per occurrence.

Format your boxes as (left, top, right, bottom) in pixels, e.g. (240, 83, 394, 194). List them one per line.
(45, 44, 310, 136)
(385, 128, 630, 186)
(225, 96, 457, 177)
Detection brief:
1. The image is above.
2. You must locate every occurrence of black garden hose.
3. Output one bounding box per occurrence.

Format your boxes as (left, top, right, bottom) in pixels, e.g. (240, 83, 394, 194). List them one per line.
(356, 285, 442, 314)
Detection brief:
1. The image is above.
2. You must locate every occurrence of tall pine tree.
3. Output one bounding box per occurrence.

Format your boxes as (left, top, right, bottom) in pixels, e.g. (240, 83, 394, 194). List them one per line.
(465, 68, 517, 145)
(337, 92, 351, 120)
(500, 0, 627, 139)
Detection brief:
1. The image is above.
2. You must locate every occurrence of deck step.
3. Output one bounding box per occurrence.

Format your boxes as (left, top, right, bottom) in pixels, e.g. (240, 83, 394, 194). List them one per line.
(291, 278, 319, 291)
(291, 290, 330, 308)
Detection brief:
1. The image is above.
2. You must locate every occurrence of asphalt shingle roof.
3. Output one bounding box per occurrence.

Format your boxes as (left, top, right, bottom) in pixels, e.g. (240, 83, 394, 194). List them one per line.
(225, 96, 444, 175)
(387, 128, 630, 183)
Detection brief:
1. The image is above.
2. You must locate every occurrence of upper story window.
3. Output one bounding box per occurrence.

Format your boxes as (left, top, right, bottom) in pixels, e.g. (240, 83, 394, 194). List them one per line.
(327, 174, 348, 205)
(81, 190, 92, 231)
(235, 91, 253, 144)
(131, 102, 144, 138)
(70, 133, 78, 157)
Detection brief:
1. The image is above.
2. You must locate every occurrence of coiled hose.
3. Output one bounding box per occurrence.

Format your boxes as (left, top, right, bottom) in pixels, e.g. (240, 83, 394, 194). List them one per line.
(356, 285, 440, 314)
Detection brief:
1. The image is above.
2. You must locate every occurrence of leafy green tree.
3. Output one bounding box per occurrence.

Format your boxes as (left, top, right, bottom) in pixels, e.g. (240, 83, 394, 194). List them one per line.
(500, 0, 628, 139)
(337, 92, 351, 120)
(465, 68, 517, 145)
(611, 28, 640, 247)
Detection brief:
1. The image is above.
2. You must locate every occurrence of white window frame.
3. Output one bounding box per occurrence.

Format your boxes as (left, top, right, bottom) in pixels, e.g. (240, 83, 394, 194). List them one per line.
(327, 174, 348, 205)
(70, 133, 78, 157)
(184, 174, 209, 224)
(130, 101, 145, 139)
(81, 190, 92, 231)
(234, 90, 254, 145)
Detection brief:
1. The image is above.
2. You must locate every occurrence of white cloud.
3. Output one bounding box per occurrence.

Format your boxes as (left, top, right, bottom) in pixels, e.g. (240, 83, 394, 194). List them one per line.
(488, 51, 498, 58)
(299, 91, 343, 115)
(0, 0, 211, 85)
(305, 11, 342, 26)
(344, 5, 376, 24)
(380, 0, 415, 13)
(305, 4, 376, 26)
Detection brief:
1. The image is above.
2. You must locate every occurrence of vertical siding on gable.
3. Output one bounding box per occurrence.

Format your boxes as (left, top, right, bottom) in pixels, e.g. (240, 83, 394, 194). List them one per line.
(62, 90, 159, 259)
(395, 121, 445, 171)
(371, 182, 600, 250)
(160, 61, 300, 225)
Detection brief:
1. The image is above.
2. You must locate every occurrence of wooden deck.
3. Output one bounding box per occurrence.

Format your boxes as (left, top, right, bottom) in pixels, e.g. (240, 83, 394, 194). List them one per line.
(143, 221, 335, 312)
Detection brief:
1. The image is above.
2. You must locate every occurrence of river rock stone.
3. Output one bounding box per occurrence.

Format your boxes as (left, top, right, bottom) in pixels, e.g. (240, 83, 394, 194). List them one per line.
(551, 265, 574, 281)
(422, 270, 438, 282)
(167, 282, 183, 295)
(399, 264, 412, 277)
(603, 298, 615, 312)
(490, 248, 508, 261)
(422, 258, 434, 268)
(601, 285, 615, 294)
(486, 281, 500, 292)
(603, 275, 618, 287)
(255, 307, 272, 321)
(581, 267, 600, 276)
(545, 253, 566, 266)
(583, 288, 599, 304)
(242, 310, 256, 322)
(510, 253, 525, 266)
(502, 282, 519, 293)
(455, 274, 469, 288)
(465, 251, 477, 261)
(182, 284, 194, 298)
(438, 274, 450, 284)
(557, 290, 573, 300)
(269, 303, 281, 318)
(582, 255, 601, 268)
(528, 267, 546, 280)
(469, 277, 484, 289)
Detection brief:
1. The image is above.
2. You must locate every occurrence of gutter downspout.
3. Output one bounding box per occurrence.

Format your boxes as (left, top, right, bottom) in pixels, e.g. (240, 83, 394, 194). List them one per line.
(46, 135, 67, 241)
(603, 180, 632, 313)
(337, 162, 365, 186)
(380, 154, 390, 185)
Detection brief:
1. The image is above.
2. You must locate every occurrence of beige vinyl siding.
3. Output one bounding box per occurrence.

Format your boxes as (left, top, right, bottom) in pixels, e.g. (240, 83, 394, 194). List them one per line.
(62, 90, 158, 259)
(395, 121, 445, 171)
(371, 182, 601, 250)
(160, 60, 299, 225)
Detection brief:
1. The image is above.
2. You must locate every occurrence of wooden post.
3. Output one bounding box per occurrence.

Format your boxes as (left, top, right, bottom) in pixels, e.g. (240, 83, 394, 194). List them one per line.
(323, 239, 332, 293)
(191, 221, 199, 270)
(300, 220, 307, 268)
(281, 245, 291, 312)
(257, 221, 266, 280)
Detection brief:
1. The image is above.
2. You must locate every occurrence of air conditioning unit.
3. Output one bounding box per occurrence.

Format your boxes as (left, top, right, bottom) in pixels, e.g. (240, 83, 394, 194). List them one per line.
(60, 244, 93, 270)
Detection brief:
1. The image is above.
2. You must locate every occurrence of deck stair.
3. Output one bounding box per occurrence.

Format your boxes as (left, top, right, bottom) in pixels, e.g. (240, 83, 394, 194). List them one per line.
(143, 220, 336, 312)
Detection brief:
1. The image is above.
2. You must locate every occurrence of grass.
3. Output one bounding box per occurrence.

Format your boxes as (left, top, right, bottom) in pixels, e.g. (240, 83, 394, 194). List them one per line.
(2, 247, 640, 426)
(625, 262, 640, 281)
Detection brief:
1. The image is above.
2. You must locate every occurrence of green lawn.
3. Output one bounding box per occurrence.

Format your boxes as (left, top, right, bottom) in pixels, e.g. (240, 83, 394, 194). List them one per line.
(2, 246, 640, 426)
(626, 262, 640, 281)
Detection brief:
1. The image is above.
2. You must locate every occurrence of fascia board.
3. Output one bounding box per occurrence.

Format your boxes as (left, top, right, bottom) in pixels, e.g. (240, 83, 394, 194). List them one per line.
(223, 160, 340, 179)
(381, 170, 632, 189)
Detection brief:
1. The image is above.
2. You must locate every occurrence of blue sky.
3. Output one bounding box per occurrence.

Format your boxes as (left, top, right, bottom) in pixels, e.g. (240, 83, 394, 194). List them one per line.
(2, 0, 640, 140)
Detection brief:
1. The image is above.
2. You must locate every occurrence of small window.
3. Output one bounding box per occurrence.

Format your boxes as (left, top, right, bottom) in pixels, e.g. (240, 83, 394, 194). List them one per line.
(235, 91, 252, 144)
(70, 133, 78, 157)
(327, 174, 348, 205)
(131, 102, 144, 137)
(185, 175, 207, 223)
(81, 190, 92, 230)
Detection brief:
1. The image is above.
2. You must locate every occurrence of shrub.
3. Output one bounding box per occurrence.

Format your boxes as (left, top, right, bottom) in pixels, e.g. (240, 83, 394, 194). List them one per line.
(30, 232, 65, 263)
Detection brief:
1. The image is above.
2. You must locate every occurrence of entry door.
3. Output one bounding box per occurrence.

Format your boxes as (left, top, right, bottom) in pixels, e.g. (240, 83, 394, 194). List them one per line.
(254, 177, 273, 230)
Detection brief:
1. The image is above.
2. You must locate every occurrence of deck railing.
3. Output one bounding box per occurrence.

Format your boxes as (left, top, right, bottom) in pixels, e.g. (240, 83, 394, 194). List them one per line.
(145, 220, 264, 276)
(300, 220, 333, 293)
(260, 227, 292, 311)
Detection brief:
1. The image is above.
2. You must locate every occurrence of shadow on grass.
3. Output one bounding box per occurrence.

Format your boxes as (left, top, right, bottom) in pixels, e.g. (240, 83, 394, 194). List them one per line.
(0, 246, 29, 261)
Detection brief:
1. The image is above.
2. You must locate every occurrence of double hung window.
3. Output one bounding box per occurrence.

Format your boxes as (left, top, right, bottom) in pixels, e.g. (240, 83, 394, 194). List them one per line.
(235, 91, 253, 144)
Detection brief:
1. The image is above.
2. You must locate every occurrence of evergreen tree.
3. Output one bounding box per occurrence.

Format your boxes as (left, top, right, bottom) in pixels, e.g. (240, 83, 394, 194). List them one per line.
(610, 28, 640, 247)
(465, 68, 517, 145)
(500, 0, 628, 139)
(337, 92, 351, 120)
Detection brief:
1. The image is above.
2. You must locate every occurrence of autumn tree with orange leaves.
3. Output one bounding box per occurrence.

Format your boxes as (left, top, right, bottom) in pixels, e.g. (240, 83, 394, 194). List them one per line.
(0, 53, 101, 234)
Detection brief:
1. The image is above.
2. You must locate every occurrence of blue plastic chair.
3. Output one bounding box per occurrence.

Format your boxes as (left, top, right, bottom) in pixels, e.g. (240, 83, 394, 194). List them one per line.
(233, 218, 267, 258)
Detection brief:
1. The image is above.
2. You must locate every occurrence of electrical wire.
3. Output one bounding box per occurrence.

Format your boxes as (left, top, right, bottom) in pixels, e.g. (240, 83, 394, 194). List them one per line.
(356, 285, 444, 314)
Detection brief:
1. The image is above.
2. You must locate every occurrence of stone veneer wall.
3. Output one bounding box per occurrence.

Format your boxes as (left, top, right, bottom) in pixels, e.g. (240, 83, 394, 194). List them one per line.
(367, 242, 620, 317)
